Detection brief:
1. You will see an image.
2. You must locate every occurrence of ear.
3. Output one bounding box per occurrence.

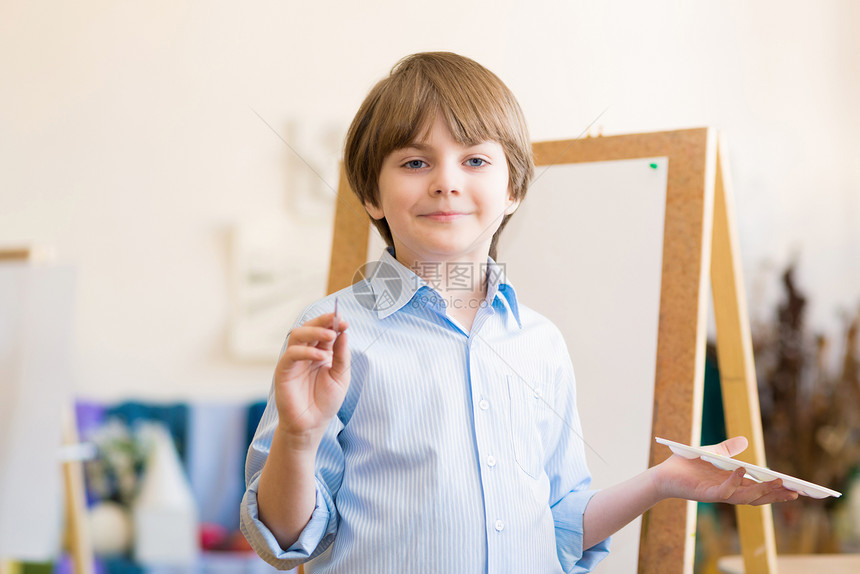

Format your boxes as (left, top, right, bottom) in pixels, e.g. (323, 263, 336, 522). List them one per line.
(504, 192, 520, 216)
(364, 200, 384, 221)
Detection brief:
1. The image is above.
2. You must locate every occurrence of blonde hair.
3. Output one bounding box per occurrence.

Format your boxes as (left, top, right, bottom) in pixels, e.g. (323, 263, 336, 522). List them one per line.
(344, 52, 534, 260)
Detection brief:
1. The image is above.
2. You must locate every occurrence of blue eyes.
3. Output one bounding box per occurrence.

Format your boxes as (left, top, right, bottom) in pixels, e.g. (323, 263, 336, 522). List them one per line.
(402, 158, 487, 169)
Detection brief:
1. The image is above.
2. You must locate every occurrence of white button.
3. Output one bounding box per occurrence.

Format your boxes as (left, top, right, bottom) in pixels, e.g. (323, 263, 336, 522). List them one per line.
(494, 520, 504, 532)
(534, 387, 543, 399)
(479, 399, 489, 410)
(487, 455, 496, 468)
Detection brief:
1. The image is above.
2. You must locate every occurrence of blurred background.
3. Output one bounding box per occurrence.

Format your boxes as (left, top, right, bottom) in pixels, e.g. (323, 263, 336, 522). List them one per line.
(1, 1, 858, 573)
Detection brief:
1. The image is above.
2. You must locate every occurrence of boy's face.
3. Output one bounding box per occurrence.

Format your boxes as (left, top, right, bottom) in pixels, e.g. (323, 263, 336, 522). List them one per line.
(366, 116, 519, 269)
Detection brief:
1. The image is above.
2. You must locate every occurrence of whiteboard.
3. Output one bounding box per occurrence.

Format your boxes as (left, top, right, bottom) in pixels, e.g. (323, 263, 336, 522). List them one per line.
(0, 266, 74, 560)
(498, 157, 668, 573)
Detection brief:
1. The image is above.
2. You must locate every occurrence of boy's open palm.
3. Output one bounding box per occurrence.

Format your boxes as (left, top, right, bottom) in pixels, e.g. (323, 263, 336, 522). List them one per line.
(655, 437, 799, 506)
(274, 312, 350, 448)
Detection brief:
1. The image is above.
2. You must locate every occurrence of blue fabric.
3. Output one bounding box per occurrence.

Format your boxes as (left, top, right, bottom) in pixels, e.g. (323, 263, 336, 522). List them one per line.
(74, 401, 108, 506)
(186, 403, 247, 529)
(241, 247, 610, 573)
(245, 401, 268, 454)
(74, 401, 107, 440)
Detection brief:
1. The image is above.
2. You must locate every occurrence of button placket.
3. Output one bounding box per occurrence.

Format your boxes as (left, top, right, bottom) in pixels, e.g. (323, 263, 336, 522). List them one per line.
(470, 326, 512, 549)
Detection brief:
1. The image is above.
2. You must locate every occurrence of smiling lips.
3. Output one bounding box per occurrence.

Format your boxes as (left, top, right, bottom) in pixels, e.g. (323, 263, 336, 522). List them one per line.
(422, 211, 467, 222)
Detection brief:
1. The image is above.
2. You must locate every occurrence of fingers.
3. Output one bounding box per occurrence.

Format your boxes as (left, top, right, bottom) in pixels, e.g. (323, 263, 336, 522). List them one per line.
(298, 311, 349, 334)
(718, 467, 746, 500)
(700, 437, 800, 506)
(745, 479, 800, 505)
(722, 473, 800, 505)
(747, 486, 799, 506)
(703, 437, 800, 505)
(287, 315, 349, 347)
(282, 343, 333, 365)
(278, 312, 350, 372)
(289, 325, 338, 348)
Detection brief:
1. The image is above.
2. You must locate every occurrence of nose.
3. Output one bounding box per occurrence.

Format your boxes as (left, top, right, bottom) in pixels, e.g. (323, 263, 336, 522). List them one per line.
(429, 159, 461, 196)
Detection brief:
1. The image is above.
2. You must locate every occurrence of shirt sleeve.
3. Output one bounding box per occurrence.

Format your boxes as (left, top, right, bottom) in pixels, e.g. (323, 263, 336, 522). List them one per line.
(240, 472, 338, 569)
(551, 491, 610, 573)
(239, 323, 347, 570)
(543, 326, 611, 572)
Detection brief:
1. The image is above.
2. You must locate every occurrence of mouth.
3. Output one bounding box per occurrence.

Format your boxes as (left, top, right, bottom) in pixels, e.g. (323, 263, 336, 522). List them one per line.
(421, 211, 468, 222)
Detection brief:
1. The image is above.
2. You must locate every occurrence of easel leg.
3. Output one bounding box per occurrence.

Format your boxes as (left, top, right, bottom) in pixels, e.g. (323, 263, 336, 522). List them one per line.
(710, 136, 778, 573)
(62, 406, 95, 574)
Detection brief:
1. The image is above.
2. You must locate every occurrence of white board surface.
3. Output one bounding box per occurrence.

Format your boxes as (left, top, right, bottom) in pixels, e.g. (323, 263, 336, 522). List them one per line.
(498, 158, 667, 572)
(0, 266, 75, 560)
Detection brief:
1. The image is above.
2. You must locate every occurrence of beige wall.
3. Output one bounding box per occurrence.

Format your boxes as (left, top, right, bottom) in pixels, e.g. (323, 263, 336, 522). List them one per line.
(1, 0, 858, 400)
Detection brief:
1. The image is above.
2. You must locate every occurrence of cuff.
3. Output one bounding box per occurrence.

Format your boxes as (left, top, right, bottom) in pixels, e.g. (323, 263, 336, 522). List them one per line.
(552, 489, 611, 573)
(240, 475, 338, 570)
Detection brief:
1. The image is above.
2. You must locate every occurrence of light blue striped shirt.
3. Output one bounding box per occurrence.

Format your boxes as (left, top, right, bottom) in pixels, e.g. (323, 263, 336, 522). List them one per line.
(241, 248, 610, 573)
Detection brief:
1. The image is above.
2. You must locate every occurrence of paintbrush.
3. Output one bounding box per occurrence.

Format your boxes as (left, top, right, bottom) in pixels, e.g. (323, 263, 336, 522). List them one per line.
(333, 296, 340, 333)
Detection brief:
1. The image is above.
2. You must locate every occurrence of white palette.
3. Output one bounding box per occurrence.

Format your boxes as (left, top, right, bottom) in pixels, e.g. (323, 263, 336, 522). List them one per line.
(656, 437, 842, 499)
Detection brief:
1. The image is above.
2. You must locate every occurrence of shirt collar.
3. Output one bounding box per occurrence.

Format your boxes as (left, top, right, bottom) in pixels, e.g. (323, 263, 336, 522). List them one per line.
(362, 247, 522, 328)
(485, 255, 522, 329)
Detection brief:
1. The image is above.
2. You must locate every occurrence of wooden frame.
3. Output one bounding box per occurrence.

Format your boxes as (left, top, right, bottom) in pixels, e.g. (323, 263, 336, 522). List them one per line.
(326, 128, 776, 574)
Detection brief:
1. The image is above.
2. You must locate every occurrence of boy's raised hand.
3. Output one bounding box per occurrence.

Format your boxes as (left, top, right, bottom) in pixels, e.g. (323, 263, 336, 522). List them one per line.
(273, 311, 350, 451)
(654, 436, 799, 506)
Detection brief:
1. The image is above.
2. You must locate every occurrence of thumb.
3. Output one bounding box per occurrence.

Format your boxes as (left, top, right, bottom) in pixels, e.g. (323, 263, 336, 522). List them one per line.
(712, 436, 748, 458)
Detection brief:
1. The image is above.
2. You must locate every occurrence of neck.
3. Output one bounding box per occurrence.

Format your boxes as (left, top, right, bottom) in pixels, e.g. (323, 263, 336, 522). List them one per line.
(391, 249, 492, 327)
(397, 255, 488, 296)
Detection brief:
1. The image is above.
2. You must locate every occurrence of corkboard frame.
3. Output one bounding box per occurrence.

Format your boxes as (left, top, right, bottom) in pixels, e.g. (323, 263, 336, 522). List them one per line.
(325, 128, 775, 574)
(532, 128, 718, 573)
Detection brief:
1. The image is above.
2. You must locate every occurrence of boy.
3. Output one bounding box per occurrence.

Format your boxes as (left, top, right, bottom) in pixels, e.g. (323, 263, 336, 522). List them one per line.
(241, 52, 797, 573)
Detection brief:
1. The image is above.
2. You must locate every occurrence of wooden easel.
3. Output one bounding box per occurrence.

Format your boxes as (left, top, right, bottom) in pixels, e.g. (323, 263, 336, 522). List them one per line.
(61, 406, 95, 574)
(325, 128, 776, 573)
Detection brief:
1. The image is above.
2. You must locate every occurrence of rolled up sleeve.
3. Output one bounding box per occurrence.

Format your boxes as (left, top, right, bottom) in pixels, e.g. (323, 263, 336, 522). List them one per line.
(551, 489, 610, 573)
(240, 474, 338, 570)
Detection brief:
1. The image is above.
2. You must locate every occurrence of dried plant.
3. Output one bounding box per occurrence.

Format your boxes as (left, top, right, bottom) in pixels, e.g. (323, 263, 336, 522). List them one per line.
(754, 264, 860, 552)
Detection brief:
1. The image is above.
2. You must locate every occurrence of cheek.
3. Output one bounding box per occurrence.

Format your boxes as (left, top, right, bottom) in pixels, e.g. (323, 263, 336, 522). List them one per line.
(380, 193, 410, 219)
(484, 172, 513, 206)
(375, 173, 408, 215)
